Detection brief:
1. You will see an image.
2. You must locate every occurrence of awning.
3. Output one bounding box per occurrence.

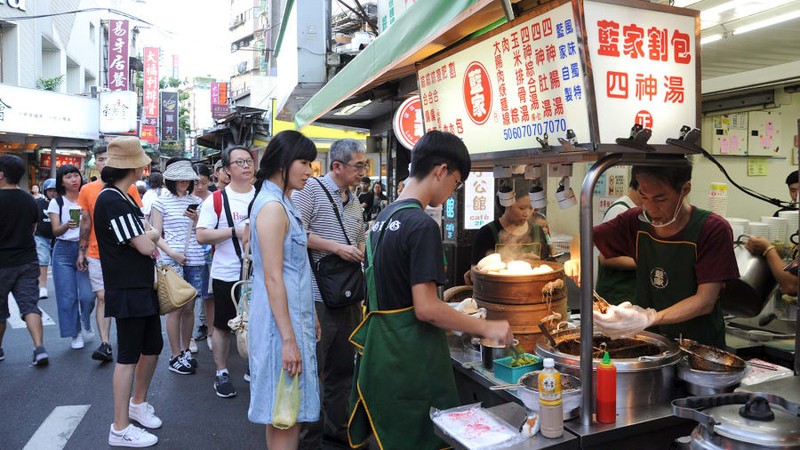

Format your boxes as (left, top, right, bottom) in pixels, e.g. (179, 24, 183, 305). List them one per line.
(294, 0, 505, 129)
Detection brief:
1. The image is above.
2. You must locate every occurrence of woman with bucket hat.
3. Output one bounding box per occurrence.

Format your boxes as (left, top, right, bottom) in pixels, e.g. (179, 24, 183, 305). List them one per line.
(94, 136, 162, 447)
(150, 157, 204, 375)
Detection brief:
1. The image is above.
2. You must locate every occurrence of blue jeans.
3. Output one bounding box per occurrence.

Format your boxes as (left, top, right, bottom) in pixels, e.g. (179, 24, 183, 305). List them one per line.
(52, 240, 95, 338)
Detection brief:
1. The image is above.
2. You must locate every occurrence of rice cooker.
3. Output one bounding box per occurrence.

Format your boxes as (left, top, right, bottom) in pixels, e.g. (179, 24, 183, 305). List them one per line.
(672, 393, 800, 449)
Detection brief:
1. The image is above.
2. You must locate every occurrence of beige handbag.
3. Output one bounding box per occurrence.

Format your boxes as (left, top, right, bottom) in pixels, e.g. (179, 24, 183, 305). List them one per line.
(157, 264, 197, 315)
(228, 243, 252, 359)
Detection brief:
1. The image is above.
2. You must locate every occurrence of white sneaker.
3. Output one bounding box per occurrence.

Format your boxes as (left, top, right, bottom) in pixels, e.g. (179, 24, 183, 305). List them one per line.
(188, 338, 198, 354)
(206, 336, 213, 351)
(39, 287, 48, 299)
(71, 335, 84, 349)
(129, 400, 162, 429)
(83, 328, 95, 342)
(108, 423, 158, 447)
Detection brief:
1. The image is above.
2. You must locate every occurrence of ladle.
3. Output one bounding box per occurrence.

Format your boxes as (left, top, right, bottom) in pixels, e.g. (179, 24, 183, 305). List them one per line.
(538, 322, 558, 347)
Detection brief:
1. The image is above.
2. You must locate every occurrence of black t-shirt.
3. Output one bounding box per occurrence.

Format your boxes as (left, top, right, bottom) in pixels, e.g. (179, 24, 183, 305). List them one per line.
(370, 199, 446, 310)
(35, 197, 54, 239)
(94, 185, 157, 317)
(0, 189, 38, 267)
(470, 219, 551, 265)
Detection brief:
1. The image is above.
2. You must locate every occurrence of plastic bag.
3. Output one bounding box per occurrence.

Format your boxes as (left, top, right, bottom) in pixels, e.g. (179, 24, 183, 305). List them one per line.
(272, 369, 300, 429)
(430, 403, 530, 449)
(593, 301, 657, 339)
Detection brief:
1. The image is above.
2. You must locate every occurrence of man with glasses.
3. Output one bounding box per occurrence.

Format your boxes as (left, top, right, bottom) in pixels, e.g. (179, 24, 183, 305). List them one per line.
(196, 146, 255, 398)
(565, 162, 739, 348)
(292, 139, 367, 449)
(78, 144, 143, 362)
(347, 131, 513, 448)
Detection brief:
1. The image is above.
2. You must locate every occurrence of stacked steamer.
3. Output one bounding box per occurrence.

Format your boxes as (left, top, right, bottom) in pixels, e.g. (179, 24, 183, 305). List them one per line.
(471, 254, 567, 353)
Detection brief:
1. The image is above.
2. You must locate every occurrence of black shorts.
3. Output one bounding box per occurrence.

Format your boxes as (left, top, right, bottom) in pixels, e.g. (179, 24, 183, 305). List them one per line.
(212, 279, 240, 330)
(115, 314, 163, 365)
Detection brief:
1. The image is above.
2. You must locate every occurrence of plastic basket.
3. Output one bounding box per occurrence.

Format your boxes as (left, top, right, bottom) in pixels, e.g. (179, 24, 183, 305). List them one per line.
(493, 354, 543, 383)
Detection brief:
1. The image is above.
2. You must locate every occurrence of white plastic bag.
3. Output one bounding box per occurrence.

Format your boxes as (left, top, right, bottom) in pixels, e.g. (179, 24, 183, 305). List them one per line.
(272, 369, 300, 429)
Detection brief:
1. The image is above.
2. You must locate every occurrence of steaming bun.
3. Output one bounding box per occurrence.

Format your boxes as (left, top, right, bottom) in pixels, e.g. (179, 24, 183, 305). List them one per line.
(506, 261, 533, 273)
(476, 253, 503, 271)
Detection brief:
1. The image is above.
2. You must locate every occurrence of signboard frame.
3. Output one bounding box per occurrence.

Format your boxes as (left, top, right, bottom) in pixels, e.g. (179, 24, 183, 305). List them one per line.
(414, 0, 700, 163)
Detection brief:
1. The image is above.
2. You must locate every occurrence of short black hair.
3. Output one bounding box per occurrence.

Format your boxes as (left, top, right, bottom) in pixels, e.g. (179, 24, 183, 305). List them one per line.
(164, 157, 195, 196)
(629, 177, 639, 190)
(100, 166, 135, 184)
(632, 160, 692, 193)
(409, 130, 471, 182)
(221, 145, 253, 168)
(0, 154, 25, 184)
(148, 171, 164, 189)
(786, 171, 798, 186)
(253, 130, 317, 195)
(93, 143, 108, 155)
(55, 164, 84, 196)
(194, 163, 212, 179)
(361, 176, 371, 184)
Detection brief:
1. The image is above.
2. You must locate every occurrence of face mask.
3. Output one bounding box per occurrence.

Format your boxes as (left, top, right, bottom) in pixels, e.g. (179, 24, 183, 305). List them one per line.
(638, 191, 685, 228)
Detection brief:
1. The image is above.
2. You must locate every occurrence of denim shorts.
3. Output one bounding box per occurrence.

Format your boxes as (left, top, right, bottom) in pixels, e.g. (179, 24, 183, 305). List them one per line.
(0, 262, 40, 320)
(34, 235, 52, 266)
(165, 262, 204, 298)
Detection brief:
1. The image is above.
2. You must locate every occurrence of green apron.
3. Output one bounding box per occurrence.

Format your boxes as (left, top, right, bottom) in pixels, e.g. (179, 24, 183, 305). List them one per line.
(635, 208, 726, 348)
(596, 200, 637, 305)
(347, 204, 459, 450)
(488, 221, 544, 260)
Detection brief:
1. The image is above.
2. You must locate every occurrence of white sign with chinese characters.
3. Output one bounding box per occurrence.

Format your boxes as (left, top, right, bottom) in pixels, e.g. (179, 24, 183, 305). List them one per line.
(417, 2, 590, 154)
(584, 0, 697, 144)
(99, 91, 137, 133)
(0, 84, 98, 140)
(464, 171, 495, 230)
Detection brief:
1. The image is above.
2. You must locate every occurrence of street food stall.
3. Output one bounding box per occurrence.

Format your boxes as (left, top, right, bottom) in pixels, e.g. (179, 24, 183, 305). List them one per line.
(406, 0, 799, 447)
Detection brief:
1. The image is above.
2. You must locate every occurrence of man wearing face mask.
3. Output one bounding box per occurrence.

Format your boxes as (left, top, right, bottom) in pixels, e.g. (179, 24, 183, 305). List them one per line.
(566, 162, 739, 348)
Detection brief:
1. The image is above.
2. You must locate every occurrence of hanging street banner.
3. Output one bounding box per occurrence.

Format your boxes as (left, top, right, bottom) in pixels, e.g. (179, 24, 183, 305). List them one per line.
(583, 0, 697, 144)
(211, 82, 230, 119)
(417, 2, 590, 154)
(107, 20, 129, 91)
(393, 96, 423, 150)
(99, 90, 137, 133)
(143, 47, 160, 120)
(160, 91, 179, 142)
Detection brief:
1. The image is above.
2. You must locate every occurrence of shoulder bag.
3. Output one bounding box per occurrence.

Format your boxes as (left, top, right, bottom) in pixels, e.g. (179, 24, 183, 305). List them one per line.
(310, 178, 365, 308)
(228, 242, 252, 359)
(157, 220, 198, 315)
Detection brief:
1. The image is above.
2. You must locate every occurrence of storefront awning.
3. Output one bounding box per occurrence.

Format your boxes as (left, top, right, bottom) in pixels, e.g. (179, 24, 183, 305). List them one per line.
(294, 0, 505, 129)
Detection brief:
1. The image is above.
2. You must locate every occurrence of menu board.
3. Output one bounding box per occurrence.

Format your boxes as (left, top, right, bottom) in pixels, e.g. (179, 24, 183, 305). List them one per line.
(417, 1, 590, 153)
(583, 0, 698, 144)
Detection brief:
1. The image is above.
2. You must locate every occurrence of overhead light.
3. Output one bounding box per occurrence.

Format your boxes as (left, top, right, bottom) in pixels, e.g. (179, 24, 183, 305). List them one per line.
(333, 99, 371, 116)
(734, 9, 800, 35)
(700, 34, 723, 45)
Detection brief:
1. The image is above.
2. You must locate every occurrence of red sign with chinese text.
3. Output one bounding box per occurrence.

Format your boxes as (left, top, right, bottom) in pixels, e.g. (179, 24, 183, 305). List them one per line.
(393, 96, 424, 150)
(40, 154, 83, 169)
(463, 62, 492, 125)
(143, 47, 160, 121)
(108, 20, 129, 91)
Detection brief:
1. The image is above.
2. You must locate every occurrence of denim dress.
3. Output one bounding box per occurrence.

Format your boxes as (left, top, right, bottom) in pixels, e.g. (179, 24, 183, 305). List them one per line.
(247, 180, 319, 425)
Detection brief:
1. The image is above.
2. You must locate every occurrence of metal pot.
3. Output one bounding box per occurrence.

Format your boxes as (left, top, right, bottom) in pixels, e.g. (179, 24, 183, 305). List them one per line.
(672, 393, 800, 449)
(480, 338, 516, 371)
(676, 359, 746, 396)
(516, 371, 582, 420)
(535, 329, 682, 409)
(718, 244, 777, 317)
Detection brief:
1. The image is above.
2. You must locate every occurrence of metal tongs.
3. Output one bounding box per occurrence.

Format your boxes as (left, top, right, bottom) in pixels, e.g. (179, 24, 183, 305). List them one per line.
(593, 290, 610, 314)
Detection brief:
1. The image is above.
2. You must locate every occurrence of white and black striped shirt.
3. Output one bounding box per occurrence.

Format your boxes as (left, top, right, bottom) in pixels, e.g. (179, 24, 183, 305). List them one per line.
(291, 174, 365, 302)
(153, 193, 204, 266)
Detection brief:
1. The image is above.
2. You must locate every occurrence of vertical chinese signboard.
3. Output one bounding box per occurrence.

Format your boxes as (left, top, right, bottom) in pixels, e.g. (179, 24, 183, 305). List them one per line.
(160, 91, 178, 143)
(211, 82, 230, 120)
(442, 193, 458, 244)
(464, 171, 495, 230)
(142, 47, 160, 144)
(107, 20, 129, 91)
(583, 0, 697, 144)
(417, 1, 590, 154)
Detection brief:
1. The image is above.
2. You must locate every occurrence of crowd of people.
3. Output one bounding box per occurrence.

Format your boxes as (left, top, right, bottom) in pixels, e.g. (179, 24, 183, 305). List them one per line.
(0, 130, 514, 449)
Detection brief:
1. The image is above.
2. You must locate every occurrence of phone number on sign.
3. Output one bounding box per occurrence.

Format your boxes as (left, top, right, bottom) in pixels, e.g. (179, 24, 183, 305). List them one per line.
(502, 119, 567, 141)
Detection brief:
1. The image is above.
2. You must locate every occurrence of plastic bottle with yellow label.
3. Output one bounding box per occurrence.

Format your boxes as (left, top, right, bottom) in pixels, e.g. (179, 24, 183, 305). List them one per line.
(538, 357, 563, 438)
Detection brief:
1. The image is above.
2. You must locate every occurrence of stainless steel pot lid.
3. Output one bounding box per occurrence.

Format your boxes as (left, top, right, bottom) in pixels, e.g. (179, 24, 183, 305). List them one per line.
(673, 393, 800, 446)
(711, 401, 800, 446)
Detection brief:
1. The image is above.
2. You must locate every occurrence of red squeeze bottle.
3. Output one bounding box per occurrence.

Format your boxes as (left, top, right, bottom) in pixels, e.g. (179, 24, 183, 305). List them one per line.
(596, 351, 616, 423)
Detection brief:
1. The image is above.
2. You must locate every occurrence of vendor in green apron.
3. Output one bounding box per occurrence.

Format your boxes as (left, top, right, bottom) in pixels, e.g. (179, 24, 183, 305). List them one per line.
(595, 178, 642, 305)
(566, 162, 739, 348)
(466, 179, 551, 284)
(347, 131, 513, 450)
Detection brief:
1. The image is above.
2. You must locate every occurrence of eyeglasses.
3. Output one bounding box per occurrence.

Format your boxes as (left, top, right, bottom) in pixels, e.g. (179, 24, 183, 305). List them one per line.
(454, 178, 464, 191)
(230, 159, 254, 167)
(337, 161, 370, 171)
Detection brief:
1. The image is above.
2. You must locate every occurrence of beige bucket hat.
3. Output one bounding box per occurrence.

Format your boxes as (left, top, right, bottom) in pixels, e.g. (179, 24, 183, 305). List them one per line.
(106, 136, 151, 169)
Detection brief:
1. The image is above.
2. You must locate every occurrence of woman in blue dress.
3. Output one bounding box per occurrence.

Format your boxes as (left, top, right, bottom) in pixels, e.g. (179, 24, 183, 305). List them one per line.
(248, 130, 320, 449)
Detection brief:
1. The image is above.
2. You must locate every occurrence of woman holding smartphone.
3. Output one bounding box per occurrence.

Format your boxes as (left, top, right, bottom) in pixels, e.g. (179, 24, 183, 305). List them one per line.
(150, 157, 204, 375)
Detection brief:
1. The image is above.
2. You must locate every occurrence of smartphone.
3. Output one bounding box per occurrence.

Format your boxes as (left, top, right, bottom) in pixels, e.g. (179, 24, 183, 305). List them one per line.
(186, 204, 199, 212)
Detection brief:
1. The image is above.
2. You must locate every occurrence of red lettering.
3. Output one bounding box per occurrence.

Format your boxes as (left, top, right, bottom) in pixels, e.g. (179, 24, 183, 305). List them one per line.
(634, 73, 657, 101)
(664, 75, 684, 103)
(647, 27, 668, 61)
(606, 71, 628, 98)
(542, 18, 553, 37)
(622, 24, 645, 59)
(597, 20, 620, 57)
(671, 30, 691, 64)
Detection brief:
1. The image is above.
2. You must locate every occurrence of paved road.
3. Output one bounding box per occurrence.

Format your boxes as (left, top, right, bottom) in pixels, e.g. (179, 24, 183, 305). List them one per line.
(0, 275, 263, 449)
